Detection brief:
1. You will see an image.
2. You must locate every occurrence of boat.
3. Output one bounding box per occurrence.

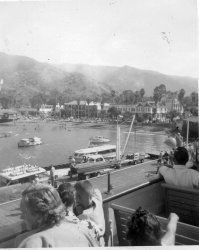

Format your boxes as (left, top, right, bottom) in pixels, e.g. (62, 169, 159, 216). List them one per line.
(89, 136, 110, 144)
(18, 136, 42, 147)
(0, 111, 19, 123)
(0, 132, 12, 138)
(0, 164, 47, 186)
(72, 144, 117, 163)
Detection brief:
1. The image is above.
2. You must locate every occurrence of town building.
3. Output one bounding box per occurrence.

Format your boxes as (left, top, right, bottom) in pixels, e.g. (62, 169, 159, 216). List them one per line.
(112, 102, 168, 122)
(64, 101, 110, 118)
(153, 103, 168, 121)
(18, 108, 38, 116)
(161, 93, 184, 114)
(39, 104, 53, 115)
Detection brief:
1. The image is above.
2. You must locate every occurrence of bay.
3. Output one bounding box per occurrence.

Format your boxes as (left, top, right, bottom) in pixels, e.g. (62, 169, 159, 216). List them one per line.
(0, 120, 170, 170)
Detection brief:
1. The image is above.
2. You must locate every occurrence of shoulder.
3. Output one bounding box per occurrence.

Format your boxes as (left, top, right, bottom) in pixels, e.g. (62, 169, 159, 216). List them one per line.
(159, 166, 172, 176)
(93, 189, 102, 203)
(18, 234, 43, 248)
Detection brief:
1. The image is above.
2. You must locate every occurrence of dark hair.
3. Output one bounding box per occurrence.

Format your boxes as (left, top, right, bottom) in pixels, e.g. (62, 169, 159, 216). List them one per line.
(22, 183, 65, 228)
(127, 207, 163, 246)
(174, 147, 189, 165)
(58, 183, 75, 208)
(74, 180, 94, 198)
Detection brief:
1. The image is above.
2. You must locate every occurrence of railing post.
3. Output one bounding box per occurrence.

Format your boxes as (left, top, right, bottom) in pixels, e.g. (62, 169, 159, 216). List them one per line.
(105, 171, 113, 194)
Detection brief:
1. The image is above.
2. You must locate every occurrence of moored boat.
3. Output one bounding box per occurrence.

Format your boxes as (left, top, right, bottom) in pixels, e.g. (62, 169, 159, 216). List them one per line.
(89, 136, 110, 144)
(71, 144, 116, 164)
(0, 164, 47, 186)
(18, 136, 42, 147)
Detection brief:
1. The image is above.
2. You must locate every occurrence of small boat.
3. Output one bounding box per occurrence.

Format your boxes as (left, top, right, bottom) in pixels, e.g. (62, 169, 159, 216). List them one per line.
(0, 164, 47, 186)
(89, 136, 110, 144)
(0, 132, 12, 138)
(18, 136, 42, 147)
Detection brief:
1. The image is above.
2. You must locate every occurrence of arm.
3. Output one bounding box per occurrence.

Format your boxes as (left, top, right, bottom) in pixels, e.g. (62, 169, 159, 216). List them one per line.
(161, 213, 179, 246)
(175, 133, 184, 147)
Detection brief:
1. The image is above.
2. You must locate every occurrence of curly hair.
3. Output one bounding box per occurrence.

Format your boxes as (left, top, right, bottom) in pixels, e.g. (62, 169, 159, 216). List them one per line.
(127, 207, 163, 246)
(58, 183, 75, 208)
(22, 183, 66, 228)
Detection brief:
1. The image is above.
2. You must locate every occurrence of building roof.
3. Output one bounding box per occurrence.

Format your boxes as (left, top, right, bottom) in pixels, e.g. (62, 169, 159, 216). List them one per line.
(184, 116, 199, 123)
(64, 100, 110, 107)
(0, 109, 17, 114)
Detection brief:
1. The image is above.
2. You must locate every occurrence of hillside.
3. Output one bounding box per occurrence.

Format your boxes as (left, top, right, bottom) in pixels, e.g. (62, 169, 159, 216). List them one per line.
(0, 52, 108, 103)
(60, 64, 198, 95)
(0, 52, 197, 107)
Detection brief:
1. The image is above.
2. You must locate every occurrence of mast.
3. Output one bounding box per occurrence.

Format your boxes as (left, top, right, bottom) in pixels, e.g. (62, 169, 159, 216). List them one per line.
(116, 122, 121, 161)
(121, 115, 135, 158)
(186, 117, 189, 147)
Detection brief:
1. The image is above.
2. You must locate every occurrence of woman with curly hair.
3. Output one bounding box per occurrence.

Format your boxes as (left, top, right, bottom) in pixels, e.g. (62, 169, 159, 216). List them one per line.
(15, 183, 101, 247)
(127, 207, 179, 246)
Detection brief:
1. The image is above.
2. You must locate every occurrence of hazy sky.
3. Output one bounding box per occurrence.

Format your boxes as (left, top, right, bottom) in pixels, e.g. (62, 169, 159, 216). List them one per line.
(0, 0, 197, 77)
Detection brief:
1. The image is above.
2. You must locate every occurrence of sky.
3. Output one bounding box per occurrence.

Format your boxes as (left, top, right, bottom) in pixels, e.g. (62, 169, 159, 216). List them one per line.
(0, 0, 197, 77)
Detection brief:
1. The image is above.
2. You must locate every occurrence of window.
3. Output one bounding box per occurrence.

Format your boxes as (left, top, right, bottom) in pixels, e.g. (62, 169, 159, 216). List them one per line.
(88, 158, 95, 162)
(96, 158, 103, 162)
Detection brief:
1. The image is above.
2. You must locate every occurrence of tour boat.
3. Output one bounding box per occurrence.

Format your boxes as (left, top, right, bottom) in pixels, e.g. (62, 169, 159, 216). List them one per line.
(0, 164, 47, 186)
(18, 136, 42, 147)
(89, 136, 110, 144)
(71, 144, 116, 163)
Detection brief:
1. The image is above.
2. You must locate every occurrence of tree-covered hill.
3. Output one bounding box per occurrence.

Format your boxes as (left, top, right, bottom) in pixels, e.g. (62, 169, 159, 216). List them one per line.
(60, 64, 198, 96)
(0, 52, 197, 109)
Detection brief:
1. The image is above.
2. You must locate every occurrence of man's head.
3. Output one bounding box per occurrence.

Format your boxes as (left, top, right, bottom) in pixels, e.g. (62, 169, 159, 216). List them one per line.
(74, 180, 94, 209)
(58, 183, 75, 209)
(173, 147, 189, 165)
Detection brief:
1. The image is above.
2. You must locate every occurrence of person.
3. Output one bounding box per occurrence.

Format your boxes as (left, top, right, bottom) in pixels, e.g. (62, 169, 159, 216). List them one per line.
(163, 151, 169, 165)
(69, 158, 76, 179)
(157, 151, 163, 165)
(58, 183, 76, 213)
(58, 182, 104, 246)
(15, 183, 100, 247)
(127, 207, 179, 246)
(159, 147, 199, 189)
(74, 180, 105, 236)
(169, 149, 174, 167)
(50, 165, 55, 186)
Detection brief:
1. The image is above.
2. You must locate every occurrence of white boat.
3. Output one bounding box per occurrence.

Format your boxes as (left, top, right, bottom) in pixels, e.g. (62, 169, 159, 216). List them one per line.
(18, 136, 42, 147)
(89, 136, 110, 144)
(72, 144, 117, 164)
(0, 164, 47, 186)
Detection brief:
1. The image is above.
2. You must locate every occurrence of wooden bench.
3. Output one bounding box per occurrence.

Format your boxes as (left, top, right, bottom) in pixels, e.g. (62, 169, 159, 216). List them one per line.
(111, 203, 199, 246)
(161, 183, 199, 227)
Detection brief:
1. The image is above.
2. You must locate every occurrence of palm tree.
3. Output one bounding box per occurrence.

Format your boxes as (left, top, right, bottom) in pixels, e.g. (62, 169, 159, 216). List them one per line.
(100, 98, 105, 120)
(77, 98, 80, 119)
(86, 97, 91, 119)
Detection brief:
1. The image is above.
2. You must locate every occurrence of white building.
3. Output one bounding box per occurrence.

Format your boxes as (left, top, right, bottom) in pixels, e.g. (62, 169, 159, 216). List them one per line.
(39, 104, 53, 115)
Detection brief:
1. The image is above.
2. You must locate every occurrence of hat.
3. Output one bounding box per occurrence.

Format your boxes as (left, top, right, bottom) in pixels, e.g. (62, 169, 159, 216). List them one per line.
(164, 137, 176, 148)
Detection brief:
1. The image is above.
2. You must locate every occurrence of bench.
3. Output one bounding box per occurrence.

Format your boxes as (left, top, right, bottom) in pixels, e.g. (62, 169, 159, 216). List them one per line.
(111, 203, 199, 246)
(161, 183, 199, 227)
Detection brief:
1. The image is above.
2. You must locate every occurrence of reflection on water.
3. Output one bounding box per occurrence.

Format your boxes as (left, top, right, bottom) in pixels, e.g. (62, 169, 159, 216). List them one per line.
(0, 121, 170, 169)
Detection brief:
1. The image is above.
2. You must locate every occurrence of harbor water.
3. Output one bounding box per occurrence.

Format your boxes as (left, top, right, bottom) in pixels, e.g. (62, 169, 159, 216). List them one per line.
(0, 120, 170, 170)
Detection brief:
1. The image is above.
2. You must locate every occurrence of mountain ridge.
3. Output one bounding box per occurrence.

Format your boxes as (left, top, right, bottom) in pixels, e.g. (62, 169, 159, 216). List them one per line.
(0, 52, 197, 99)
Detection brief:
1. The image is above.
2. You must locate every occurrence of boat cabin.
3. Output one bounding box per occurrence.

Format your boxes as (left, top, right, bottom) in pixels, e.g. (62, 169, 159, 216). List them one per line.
(0, 165, 47, 187)
(73, 144, 116, 163)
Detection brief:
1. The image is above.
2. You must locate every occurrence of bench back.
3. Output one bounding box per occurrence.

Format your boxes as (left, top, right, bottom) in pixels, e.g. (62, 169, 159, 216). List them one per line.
(161, 183, 199, 226)
(111, 203, 199, 246)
